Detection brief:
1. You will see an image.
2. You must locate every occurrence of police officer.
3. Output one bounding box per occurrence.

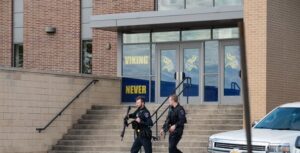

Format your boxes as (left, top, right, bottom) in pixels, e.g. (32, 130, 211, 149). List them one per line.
(128, 96, 153, 153)
(160, 94, 187, 153)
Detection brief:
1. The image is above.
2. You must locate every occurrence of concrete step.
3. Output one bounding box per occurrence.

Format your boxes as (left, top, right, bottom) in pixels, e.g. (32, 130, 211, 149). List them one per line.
(48, 150, 169, 153)
(50, 104, 243, 153)
(78, 118, 243, 125)
(72, 123, 242, 130)
(91, 105, 243, 110)
(81, 114, 243, 120)
(68, 129, 229, 136)
(49, 151, 169, 153)
(86, 109, 243, 116)
(62, 134, 211, 142)
(57, 140, 208, 147)
(52, 145, 207, 152)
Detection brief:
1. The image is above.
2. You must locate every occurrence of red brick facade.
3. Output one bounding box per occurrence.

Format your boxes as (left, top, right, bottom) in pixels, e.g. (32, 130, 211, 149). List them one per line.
(23, 0, 80, 73)
(0, 0, 154, 76)
(0, 0, 12, 67)
(92, 0, 154, 76)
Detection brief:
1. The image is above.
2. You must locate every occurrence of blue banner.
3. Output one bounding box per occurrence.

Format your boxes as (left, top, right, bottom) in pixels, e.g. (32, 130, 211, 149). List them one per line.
(122, 77, 155, 103)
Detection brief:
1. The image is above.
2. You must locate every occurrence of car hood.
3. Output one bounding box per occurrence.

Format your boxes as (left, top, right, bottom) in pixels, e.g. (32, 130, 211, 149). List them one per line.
(210, 128, 300, 143)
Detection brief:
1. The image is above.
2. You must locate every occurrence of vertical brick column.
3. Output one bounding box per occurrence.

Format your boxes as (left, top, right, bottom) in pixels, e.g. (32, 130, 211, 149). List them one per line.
(92, 0, 154, 76)
(0, 0, 12, 66)
(244, 0, 268, 121)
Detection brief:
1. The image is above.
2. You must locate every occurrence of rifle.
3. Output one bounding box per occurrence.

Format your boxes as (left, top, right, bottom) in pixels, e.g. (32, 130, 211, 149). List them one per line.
(120, 106, 131, 141)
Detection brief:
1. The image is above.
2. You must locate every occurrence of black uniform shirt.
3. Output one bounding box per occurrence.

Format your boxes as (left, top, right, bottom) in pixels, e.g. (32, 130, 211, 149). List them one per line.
(129, 107, 153, 129)
(163, 104, 187, 132)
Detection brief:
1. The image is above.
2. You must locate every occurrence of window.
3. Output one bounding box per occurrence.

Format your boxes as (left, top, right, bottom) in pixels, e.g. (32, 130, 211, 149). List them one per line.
(158, 0, 184, 11)
(215, 0, 242, 7)
(81, 40, 92, 74)
(157, 0, 243, 11)
(186, 0, 213, 9)
(204, 41, 219, 101)
(213, 27, 239, 39)
(182, 29, 211, 41)
(122, 44, 151, 76)
(13, 44, 23, 67)
(152, 31, 180, 42)
(123, 33, 150, 44)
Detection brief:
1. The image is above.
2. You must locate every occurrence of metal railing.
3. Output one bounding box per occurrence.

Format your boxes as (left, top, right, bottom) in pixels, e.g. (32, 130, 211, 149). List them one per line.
(151, 77, 191, 138)
(231, 82, 240, 91)
(36, 79, 98, 133)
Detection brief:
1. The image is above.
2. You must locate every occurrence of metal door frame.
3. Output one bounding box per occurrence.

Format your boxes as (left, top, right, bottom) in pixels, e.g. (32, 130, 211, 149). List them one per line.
(220, 40, 243, 105)
(155, 42, 203, 104)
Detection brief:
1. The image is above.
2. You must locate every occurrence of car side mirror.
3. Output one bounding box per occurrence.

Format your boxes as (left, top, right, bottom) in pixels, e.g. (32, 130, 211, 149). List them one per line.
(295, 136, 300, 149)
(252, 120, 259, 127)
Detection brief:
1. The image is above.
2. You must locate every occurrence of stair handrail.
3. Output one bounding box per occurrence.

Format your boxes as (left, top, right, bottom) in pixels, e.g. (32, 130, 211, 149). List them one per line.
(231, 82, 240, 90)
(151, 77, 191, 137)
(36, 79, 98, 133)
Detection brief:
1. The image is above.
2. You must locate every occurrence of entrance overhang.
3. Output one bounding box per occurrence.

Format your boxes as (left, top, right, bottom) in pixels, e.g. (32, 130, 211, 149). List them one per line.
(90, 6, 243, 32)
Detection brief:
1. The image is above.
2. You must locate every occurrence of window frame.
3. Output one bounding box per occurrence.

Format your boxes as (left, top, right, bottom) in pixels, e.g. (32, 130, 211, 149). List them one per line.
(81, 40, 93, 74)
(13, 43, 23, 68)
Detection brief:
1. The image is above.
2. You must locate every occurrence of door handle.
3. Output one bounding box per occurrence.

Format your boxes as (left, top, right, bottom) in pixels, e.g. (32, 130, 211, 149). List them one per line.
(174, 72, 179, 80)
(181, 72, 186, 80)
(174, 72, 186, 81)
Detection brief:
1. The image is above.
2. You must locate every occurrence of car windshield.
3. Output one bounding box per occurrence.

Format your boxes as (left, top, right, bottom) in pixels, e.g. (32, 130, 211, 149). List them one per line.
(255, 107, 300, 131)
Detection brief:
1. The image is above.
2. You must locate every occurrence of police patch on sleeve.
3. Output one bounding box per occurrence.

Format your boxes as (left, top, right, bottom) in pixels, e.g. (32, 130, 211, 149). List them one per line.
(180, 109, 185, 115)
(144, 112, 149, 118)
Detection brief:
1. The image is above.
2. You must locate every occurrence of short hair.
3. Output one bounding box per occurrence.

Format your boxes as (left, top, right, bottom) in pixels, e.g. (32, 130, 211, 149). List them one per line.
(169, 94, 178, 103)
(136, 96, 145, 103)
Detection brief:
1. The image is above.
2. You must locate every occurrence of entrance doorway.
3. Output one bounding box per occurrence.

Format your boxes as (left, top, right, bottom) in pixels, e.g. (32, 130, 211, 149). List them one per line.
(156, 43, 202, 104)
(155, 40, 242, 104)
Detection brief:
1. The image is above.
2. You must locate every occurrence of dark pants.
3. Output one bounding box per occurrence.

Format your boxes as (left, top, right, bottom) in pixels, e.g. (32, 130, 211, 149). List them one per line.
(168, 132, 183, 153)
(131, 136, 152, 153)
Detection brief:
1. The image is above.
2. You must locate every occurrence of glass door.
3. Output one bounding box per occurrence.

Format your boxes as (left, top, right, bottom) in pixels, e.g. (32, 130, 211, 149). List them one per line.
(220, 40, 242, 104)
(157, 44, 180, 102)
(180, 43, 202, 104)
(156, 43, 202, 103)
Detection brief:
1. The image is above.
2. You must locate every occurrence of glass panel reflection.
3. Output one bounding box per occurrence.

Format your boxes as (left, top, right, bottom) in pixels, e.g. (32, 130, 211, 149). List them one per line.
(205, 41, 218, 73)
(81, 40, 92, 74)
(123, 44, 150, 75)
(186, 0, 213, 9)
(215, 0, 242, 6)
(224, 45, 241, 96)
(123, 33, 150, 44)
(14, 44, 23, 68)
(204, 75, 218, 101)
(160, 50, 176, 97)
(152, 31, 180, 42)
(183, 48, 199, 96)
(213, 27, 239, 39)
(182, 29, 211, 41)
(158, 0, 184, 10)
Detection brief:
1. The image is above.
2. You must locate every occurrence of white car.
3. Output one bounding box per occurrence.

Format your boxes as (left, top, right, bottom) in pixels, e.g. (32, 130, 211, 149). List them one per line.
(208, 102, 300, 153)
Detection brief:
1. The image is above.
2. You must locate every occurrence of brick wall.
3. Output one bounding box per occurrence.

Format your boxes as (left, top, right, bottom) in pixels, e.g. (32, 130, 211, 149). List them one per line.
(0, 0, 12, 66)
(23, 0, 80, 73)
(0, 68, 121, 153)
(244, 0, 268, 121)
(92, 0, 154, 76)
(266, 0, 300, 111)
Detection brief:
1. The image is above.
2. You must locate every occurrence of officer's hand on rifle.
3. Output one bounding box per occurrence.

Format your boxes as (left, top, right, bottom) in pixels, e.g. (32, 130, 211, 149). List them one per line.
(135, 117, 141, 123)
